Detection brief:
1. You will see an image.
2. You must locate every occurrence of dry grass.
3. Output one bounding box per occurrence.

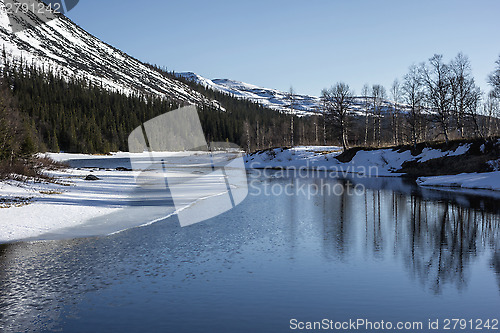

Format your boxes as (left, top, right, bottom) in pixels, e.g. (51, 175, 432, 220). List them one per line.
(316, 149, 343, 155)
(0, 196, 33, 208)
(399, 154, 492, 178)
(398, 138, 500, 177)
(0, 156, 68, 182)
(39, 190, 63, 195)
(335, 146, 377, 163)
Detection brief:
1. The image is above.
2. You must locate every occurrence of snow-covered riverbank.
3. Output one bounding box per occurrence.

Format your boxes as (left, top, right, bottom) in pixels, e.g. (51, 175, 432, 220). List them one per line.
(418, 172, 500, 193)
(245, 144, 500, 196)
(0, 167, 137, 243)
(244, 144, 472, 176)
(0, 152, 243, 244)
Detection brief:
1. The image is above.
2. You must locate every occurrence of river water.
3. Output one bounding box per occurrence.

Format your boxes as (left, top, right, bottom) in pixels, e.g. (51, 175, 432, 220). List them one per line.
(0, 171, 499, 332)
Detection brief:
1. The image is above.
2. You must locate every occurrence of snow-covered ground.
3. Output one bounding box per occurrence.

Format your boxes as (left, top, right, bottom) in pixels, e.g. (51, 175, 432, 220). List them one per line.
(245, 144, 473, 177)
(0, 168, 135, 243)
(418, 172, 500, 192)
(0, 152, 245, 244)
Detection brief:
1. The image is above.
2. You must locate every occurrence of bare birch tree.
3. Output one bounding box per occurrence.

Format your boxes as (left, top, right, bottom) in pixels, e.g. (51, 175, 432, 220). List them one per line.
(362, 84, 370, 146)
(488, 54, 500, 96)
(288, 86, 295, 147)
(421, 55, 453, 144)
(449, 53, 478, 138)
(465, 85, 483, 138)
(322, 82, 353, 150)
(391, 79, 401, 145)
(372, 84, 386, 146)
(484, 91, 500, 137)
(402, 64, 424, 148)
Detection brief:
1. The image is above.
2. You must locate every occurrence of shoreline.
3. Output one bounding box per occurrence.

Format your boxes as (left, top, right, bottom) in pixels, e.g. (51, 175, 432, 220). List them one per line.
(2, 146, 500, 244)
(244, 144, 500, 194)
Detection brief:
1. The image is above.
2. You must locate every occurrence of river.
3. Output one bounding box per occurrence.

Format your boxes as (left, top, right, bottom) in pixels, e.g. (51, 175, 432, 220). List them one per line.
(0, 171, 499, 332)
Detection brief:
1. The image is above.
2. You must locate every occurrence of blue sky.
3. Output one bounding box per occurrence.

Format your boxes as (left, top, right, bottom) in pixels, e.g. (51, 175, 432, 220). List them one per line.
(66, 0, 500, 97)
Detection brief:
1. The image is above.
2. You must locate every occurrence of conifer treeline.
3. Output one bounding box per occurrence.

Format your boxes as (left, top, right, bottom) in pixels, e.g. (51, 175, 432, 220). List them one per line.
(2, 61, 181, 153)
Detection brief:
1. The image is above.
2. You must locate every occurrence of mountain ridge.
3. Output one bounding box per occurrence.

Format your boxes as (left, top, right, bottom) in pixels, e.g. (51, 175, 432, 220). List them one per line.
(178, 71, 321, 116)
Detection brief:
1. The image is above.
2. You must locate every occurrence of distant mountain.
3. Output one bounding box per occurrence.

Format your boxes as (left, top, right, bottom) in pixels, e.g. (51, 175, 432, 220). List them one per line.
(0, 1, 211, 105)
(178, 72, 406, 116)
(178, 72, 322, 116)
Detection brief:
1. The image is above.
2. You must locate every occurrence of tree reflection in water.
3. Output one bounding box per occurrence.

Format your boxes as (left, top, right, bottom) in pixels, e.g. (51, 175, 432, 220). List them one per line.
(332, 184, 500, 294)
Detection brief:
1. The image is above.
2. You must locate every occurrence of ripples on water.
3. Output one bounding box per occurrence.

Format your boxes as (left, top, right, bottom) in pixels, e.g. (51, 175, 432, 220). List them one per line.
(0, 172, 499, 332)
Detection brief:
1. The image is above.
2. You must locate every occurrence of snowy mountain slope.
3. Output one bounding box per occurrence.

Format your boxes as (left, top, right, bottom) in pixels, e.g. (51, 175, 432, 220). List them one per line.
(0, 0, 211, 105)
(179, 72, 410, 116)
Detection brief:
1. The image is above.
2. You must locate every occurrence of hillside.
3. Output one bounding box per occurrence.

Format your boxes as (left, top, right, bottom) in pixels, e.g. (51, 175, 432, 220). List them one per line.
(0, 1, 211, 104)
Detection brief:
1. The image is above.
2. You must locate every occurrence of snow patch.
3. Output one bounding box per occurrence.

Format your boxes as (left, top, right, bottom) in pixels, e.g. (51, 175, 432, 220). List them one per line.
(417, 172, 500, 192)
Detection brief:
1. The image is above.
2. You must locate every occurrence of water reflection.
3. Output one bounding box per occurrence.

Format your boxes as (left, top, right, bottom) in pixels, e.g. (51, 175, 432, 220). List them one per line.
(394, 198, 496, 294)
(319, 178, 354, 261)
(493, 252, 500, 291)
(0, 174, 499, 332)
(317, 178, 500, 294)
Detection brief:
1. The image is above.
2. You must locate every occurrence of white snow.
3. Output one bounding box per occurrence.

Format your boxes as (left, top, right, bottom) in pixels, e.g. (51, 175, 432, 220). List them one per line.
(418, 144, 470, 162)
(417, 172, 500, 192)
(0, 152, 241, 244)
(0, 168, 129, 243)
(488, 159, 500, 171)
(245, 144, 472, 177)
